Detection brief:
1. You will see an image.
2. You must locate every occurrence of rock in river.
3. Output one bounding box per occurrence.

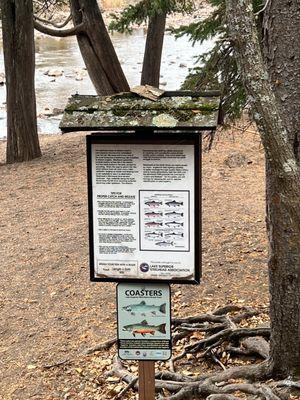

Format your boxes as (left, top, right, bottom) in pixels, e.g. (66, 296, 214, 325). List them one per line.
(44, 69, 64, 77)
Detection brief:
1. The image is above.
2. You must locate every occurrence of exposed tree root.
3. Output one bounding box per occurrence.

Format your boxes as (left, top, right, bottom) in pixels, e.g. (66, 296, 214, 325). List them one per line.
(228, 336, 270, 359)
(84, 337, 117, 354)
(172, 306, 270, 366)
(42, 358, 74, 369)
(106, 306, 300, 399)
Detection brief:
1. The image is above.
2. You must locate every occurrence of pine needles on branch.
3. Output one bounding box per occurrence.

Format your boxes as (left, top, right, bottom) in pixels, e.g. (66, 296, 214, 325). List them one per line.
(171, 0, 264, 124)
(108, 0, 195, 33)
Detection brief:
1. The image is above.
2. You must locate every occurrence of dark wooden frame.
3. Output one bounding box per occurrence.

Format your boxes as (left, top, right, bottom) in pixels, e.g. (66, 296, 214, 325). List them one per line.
(87, 130, 202, 284)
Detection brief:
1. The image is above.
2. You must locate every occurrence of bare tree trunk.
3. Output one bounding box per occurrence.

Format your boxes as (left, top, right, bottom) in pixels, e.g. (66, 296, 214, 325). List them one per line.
(225, 0, 300, 379)
(70, 0, 129, 95)
(141, 11, 166, 87)
(262, 0, 300, 378)
(2, 0, 41, 163)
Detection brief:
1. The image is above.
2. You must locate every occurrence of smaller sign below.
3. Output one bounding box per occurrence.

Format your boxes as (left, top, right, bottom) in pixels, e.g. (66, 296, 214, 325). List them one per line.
(117, 283, 171, 361)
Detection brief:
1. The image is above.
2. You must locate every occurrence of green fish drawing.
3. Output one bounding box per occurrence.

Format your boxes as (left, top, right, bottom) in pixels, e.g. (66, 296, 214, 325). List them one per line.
(123, 300, 166, 316)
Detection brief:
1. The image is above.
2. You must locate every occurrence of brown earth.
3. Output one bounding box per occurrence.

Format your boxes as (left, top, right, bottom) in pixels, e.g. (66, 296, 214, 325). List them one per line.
(0, 126, 269, 400)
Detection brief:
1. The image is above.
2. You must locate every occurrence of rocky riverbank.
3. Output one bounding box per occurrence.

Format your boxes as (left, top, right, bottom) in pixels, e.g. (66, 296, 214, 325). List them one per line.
(34, 0, 213, 39)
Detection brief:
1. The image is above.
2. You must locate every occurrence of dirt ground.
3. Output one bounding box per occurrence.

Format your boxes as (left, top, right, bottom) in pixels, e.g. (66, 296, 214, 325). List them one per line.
(0, 127, 269, 400)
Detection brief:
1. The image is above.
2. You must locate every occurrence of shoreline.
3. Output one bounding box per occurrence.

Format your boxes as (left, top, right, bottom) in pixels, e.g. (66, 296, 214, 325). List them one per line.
(34, 2, 213, 39)
(0, 2, 214, 143)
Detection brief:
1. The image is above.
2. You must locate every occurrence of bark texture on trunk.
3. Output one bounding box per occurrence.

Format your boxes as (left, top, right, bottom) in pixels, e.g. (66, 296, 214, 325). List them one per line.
(70, 0, 129, 95)
(226, 0, 300, 379)
(2, 0, 41, 163)
(141, 11, 166, 87)
(263, 0, 300, 378)
(263, 0, 300, 161)
(266, 161, 300, 379)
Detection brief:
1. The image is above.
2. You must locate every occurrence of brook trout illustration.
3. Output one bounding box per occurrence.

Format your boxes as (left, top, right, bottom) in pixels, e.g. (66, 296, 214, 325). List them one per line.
(122, 320, 166, 337)
(123, 300, 166, 316)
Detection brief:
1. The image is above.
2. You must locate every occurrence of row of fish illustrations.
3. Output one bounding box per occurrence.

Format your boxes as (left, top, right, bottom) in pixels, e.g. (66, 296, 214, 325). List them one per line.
(145, 221, 183, 228)
(145, 211, 183, 218)
(122, 320, 166, 337)
(145, 200, 183, 208)
(146, 231, 184, 239)
(145, 231, 184, 247)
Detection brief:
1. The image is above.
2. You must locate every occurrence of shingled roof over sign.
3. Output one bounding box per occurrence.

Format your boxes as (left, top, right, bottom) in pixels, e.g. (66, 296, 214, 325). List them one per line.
(59, 91, 220, 132)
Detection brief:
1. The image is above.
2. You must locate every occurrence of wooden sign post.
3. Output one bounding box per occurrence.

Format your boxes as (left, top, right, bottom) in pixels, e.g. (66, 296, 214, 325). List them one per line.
(79, 91, 219, 399)
(139, 361, 155, 400)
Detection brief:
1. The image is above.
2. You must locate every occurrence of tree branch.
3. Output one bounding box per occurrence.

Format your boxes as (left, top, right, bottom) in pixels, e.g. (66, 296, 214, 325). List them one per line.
(255, 0, 271, 16)
(34, 14, 72, 28)
(34, 19, 85, 37)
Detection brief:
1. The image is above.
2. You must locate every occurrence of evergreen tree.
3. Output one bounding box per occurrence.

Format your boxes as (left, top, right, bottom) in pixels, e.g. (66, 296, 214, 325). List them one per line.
(172, 0, 263, 123)
(108, 0, 195, 86)
(108, 0, 195, 33)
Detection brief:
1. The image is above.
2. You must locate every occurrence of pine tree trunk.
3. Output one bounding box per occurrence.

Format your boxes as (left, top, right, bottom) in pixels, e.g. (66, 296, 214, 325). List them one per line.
(141, 11, 166, 87)
(263, 0, 300, 378)
(2, 0, 41, 163)
(263, 0, 300, 160)
(226, 0, 300, 379)
(266, 163, 300, 378)
(70, 0, 129, 95)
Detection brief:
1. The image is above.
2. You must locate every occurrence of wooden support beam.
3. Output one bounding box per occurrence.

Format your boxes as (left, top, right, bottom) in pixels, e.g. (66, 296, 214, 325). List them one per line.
(138, 361, 155, 400)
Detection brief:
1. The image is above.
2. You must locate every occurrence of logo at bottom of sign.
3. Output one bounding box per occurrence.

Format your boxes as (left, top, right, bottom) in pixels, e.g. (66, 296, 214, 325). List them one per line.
(118, 349, 171, 361)
(117, 283, 171, 361)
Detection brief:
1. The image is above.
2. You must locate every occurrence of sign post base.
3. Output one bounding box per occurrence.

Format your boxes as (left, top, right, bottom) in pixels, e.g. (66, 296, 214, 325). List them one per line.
(139, 361, 155, 400)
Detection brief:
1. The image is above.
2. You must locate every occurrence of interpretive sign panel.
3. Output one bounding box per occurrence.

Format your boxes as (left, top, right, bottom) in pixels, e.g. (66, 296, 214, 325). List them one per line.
(117, 283, 171, 361)
(87, 132, 201, 283)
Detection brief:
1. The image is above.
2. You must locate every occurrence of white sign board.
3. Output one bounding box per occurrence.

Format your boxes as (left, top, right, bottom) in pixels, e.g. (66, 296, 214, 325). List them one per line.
(87, 133, 201, 283)
(117, 283, 171, 361)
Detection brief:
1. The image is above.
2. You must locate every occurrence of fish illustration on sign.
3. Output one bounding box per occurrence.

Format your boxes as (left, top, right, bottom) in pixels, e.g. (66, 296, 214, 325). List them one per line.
(145, 200, 162, 207)
(165, 232, 184, 238)
(165, 211, 184, 217)
(145, 211, 163, 218)
(165, 221, 184, 228)
(145, 221, 163, 227)
(165, 200, 183, 207)
(145, 232, 163, 238)
(122, 320, 166, 337)
(123, 300, 166, 316)
(155, 241, 174, 247)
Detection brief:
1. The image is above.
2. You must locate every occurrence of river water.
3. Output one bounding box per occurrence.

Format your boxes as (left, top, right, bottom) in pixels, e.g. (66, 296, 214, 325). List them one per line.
(0, 30, 213, 139)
